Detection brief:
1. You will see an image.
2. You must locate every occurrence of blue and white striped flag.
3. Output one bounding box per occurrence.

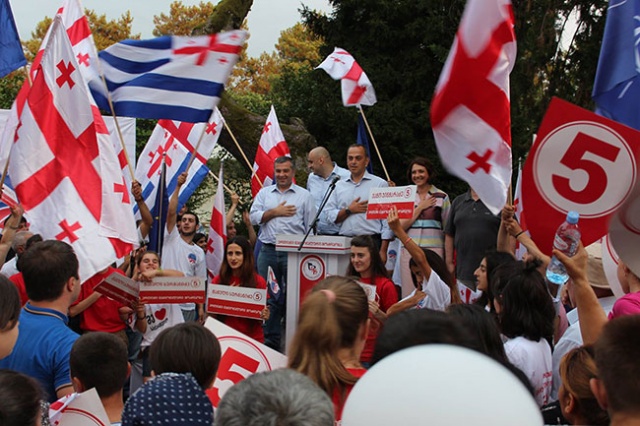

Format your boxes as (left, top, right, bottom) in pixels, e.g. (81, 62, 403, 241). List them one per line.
(90, 30, 246, 122)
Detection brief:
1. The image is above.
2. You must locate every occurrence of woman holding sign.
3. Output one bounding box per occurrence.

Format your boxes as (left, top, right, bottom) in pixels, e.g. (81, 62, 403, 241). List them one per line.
(347, 235, 398, 365)
(211, 236, 270, 343)
(134, 251, 185, 383)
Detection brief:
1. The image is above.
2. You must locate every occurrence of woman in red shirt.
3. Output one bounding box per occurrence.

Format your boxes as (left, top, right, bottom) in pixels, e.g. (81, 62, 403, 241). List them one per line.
(288, 276, 369, 422)
(211, 237, 269, 342)
(346, 235, 399, 365)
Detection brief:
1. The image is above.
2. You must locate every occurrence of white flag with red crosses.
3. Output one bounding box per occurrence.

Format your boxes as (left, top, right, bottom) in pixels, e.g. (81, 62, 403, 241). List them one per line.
(430, 0, 516, 214)
(9, 16, 135, 283)
(316, 47, 377, 107)
(251, 105, 291, 197)
(206, 165, 227, 279)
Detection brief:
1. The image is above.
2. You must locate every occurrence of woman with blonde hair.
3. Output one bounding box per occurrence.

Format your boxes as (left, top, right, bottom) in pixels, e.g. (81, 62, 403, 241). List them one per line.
(288, 276, 369, 422)
(558, 345, 609, 425)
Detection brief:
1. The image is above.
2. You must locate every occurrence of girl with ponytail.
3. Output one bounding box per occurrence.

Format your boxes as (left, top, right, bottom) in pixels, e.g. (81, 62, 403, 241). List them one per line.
(288, 276, 369, 422)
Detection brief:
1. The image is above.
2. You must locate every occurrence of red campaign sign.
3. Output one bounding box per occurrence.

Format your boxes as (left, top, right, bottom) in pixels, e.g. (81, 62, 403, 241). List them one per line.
(523, 97, 640, 254)
(138, 277, 206, 304)
(204, 318, 287, 407)
(206, 284, 267, 320)
(94, 273, 139, 308)
(366, 185, 415, 220)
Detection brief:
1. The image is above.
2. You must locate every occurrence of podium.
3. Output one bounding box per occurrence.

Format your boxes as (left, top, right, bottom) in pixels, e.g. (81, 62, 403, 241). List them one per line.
(275, 234, 352, 349)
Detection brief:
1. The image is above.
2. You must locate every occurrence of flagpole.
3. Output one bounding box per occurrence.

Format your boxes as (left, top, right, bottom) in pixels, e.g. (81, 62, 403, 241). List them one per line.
(208, 170, 233, 194)
(220, 115, 264, 189)
(357, 105, 390, 181)
(184, 120, 210, 172)
(95, 64, 136, 182)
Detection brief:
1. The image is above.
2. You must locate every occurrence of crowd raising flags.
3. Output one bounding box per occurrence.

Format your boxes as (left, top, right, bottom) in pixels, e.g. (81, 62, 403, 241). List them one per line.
(430, 0, 516, 215)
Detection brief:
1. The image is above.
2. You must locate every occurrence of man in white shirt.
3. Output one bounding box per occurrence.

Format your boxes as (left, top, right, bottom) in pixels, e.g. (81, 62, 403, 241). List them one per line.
(250, 156, 316, 351)
(306, 147, 350, 235)
(161, 172, 206, 322)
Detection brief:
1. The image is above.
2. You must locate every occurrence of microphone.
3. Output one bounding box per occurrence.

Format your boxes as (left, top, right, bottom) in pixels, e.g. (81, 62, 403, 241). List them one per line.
(330, 175, 341, 186)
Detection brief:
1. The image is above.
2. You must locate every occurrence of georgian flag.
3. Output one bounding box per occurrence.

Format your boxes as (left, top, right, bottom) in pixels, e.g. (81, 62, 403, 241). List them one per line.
(430, 0, 516, 214)
(251, 105, 291, 197)
(206, 165, 227, 279)
(9, 16, 135, 283)
(134, 108, 223, 215)
(316, 47, 377, 107)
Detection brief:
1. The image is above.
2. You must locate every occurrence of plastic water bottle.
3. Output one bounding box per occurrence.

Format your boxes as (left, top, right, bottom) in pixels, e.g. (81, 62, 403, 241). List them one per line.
(545, 211, 581, 285)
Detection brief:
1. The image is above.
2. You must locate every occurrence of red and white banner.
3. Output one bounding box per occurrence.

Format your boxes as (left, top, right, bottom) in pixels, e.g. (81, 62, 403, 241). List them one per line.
(251, 105, 291, 197)
(430, 0, 516, 215)
(204, 318, 287, 407)
(206, 165, 226, 279)
(138, 277, 206, 304)
(366, 185, 416, 219)
(206, 284, 267, 320)
(9, 17, 135, 283)
(49, 389, 110, 426)
(523, 97, 640, 253)
(94, 273, 139, 308)
(316, 47, 377, 107)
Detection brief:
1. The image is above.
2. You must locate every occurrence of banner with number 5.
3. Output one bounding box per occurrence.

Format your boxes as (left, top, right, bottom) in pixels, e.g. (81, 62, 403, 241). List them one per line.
(203, 318, 288, 407)
(523, 97, 640, 253)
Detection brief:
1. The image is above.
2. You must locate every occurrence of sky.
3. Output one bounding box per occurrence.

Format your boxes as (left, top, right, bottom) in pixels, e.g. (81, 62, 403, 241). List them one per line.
(9, 0, 332, 57)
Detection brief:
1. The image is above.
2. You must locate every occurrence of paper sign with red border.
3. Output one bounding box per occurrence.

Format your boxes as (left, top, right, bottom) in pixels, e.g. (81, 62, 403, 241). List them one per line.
(138, 277, 205, 304)
(94, 273, 139, 308)
(204, 318, 287, 407)
(366, 185, 416, 219)
(206, 284, 267, 320)
(523, 97, 640, 253)
(49, 388, 110, 426)
(358, 282, 377, 302)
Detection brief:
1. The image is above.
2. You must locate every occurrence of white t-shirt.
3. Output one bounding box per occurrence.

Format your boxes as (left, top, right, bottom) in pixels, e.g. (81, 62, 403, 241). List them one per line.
(399, 269, 451, 311)
(0, 256, 18, 277)
(138, 303, 184, 348)
(161, 229, 206, 310)
(504, 336, 552, 407)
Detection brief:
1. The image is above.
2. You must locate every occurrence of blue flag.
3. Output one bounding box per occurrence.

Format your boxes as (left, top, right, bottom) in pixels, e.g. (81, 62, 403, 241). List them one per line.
(148, 160, 169, 257)
(356, 113, 374, 174)
(0, 0, 27, 78)
(592, 0, 640, 130)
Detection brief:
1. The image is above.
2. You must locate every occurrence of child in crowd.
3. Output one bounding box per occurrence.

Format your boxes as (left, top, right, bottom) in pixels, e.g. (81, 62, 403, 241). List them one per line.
(288, 276, 369, 422)
(70, 332, 129, 426)
(608, 261, 640, 319)
(122, 322, 221, 426)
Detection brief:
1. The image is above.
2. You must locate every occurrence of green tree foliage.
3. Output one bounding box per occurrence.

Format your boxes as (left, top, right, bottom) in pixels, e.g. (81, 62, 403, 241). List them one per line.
(153, 1, 216, 36)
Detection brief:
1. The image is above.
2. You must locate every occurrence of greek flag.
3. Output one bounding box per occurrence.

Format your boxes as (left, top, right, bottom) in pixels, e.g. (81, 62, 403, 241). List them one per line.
(90, 31, 246, 122)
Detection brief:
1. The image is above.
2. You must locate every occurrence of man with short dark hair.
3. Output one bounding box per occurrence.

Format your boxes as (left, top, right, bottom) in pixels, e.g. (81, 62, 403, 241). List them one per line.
(591, 316, 640, 425)
(0, 240, 80, 402)
(325, 145, 393, 261)
(70, 332, 129, 424)
(162, 172, 206, 322)
(250, 156, 316, 350)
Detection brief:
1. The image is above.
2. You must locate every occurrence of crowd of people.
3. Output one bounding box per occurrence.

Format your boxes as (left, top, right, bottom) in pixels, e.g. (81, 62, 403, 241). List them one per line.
(0, 144, 638, 426)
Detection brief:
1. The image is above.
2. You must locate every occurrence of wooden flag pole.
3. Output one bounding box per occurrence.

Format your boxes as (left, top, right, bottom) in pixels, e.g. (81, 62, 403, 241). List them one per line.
(183, 120, 209, 172)
(208, 169, 233, 194)
(96, 63, 136, 181)
(220, 116, 264, 189)
(358, 105, 390, 181)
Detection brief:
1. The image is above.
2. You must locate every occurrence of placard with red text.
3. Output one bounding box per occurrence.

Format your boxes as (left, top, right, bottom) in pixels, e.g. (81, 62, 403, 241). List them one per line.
(366, 185, 416, 219)
(206, 284, 267, 320)
(94, 273, 139, 308)
(138, 277, 206, 304)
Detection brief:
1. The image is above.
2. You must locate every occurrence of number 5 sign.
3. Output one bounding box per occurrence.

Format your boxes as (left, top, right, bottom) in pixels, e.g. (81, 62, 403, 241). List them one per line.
(523, 97, 640, 253)
(203, 318, 288, 407)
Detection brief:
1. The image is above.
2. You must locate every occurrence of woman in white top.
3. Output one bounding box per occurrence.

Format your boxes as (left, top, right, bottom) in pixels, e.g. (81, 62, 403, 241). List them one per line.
(387, 207, 461, 315)
(492, 261, 556, 407)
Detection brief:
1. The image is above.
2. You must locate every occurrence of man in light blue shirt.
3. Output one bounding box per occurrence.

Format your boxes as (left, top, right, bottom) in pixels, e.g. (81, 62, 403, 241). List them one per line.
(306, 147, 350, 235)
(250, 156, 316, 351)
(325, 144, 394, 263)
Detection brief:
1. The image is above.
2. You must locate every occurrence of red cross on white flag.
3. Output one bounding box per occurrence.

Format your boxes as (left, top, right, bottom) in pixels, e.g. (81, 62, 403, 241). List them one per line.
(206, 165, 226, 277)
(251, 105, 291, 197)
(430, 0, 516, 214)
(9, 16, 135, 283)
(316, 47, 377, 107)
